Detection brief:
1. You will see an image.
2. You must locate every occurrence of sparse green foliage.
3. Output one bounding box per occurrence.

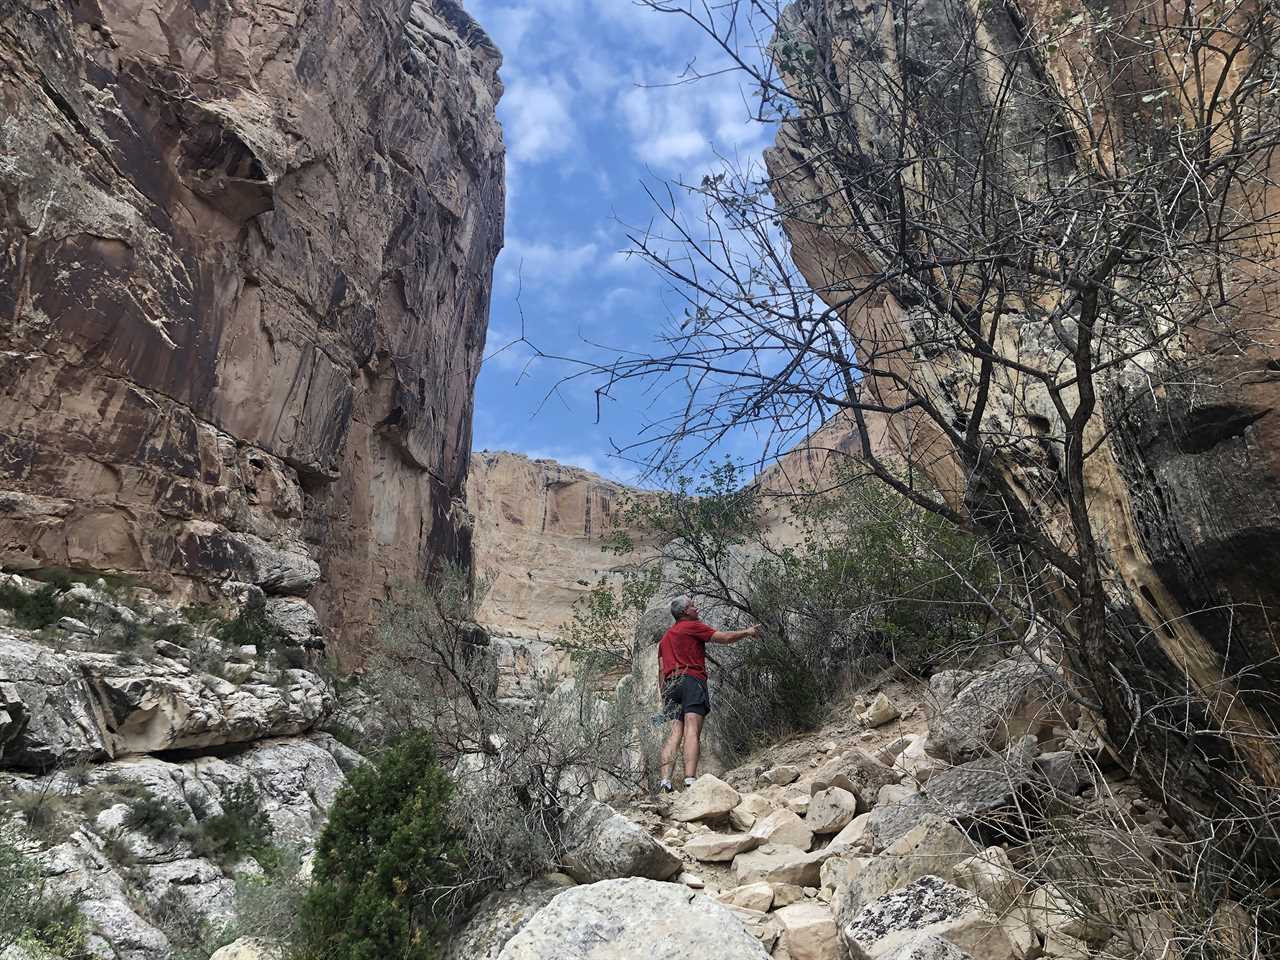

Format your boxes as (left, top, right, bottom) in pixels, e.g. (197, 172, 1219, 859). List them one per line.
(0, 583, 66, 630)
(188, 781, 276, 870)
(558, 567, 660, 673)
(0, 822, 85, 956)
(214, 594, 288, 656)
(124, 792, 190, 845)
(298, 731, 463, 960)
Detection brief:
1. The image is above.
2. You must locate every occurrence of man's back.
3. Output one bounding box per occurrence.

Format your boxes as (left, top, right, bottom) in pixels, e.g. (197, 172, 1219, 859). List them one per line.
(659, 618, 715, 680)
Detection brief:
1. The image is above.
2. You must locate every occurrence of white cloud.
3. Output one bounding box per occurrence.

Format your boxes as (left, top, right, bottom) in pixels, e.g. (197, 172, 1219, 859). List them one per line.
(503, 78, 578, 164)
(498, 238, 600, 288)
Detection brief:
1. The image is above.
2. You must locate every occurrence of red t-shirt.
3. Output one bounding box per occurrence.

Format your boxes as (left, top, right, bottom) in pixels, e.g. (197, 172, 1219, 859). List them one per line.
(658, 619, 716, 681)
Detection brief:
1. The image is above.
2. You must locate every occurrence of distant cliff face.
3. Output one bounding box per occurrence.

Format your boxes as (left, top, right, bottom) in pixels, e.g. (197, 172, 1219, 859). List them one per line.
(0, 0, 504, 661)
(467, 452, 643, 637)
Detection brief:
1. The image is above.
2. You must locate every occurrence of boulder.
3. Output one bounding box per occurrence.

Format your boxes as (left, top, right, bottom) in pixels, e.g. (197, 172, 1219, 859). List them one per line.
(1026, 883, 1108, 944)
(719, 882, 775, 912)
(878, 934, 979, 960)
(749, 809, 813, 851)
(263, 597, 323, 647)
(866, 743, 1038, 849)
(773, 883, 806, 907)
(860, 693, 901, 728)
(723, 905, 783, 952)
(811, 749, 900, 804)
(953, 848, 1023, 913)
(1041, 932, 1089, 959)
(764, 765, 802, 785)
(838, 817, 978, 919)
(786, 789, 812, 815)
(808, 787, 859, 834)
(670, 775, 740, 822)
(820, 855, 870, 900)
(561, 801, 681, 882)
(893, 735, 949, 784)
(227, 534, 321, 597)
(496, 878, 771, 959)
(830, 813, 873, 852)
(924, 658, 1072, 763)
(210, 940, 283, 960)
(774, 902, 840, 960)
(731, 793, 774, 830)
(684, 831, 760, 862)
(878, 783, 919, 807)
(840, 876, 1020, 960)
(733, 844, 836, 887)
(445, 877, 577, 960)
(81, 655, 333, 756)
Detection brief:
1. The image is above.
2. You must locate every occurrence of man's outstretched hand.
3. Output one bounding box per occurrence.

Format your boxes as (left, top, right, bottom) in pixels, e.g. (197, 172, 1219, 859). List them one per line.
(746, 623, 762, 638)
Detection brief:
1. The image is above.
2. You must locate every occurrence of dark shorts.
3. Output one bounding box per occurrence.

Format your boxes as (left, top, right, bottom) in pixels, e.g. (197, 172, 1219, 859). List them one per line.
(662, 674, 711, 720)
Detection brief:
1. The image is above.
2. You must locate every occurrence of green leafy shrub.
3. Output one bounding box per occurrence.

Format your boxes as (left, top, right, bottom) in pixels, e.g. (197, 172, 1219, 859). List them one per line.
(298, 732, 465, 960)
(0, 583, 66, 630)
(0, 822, 85, 956)
(124, 792, 190, 845)
(9, 789, 70, 845)
(215, 594, 288, 655)
(188, 782, 275, 870)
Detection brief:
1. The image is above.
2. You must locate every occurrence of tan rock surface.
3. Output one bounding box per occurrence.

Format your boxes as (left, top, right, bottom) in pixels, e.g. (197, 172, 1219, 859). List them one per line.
(0, 0, 503, 662)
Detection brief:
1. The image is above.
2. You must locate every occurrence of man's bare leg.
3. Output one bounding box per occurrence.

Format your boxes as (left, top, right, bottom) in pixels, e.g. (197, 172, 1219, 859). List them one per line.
(659, 719, 684, 784)
(682, 713, 704, 781)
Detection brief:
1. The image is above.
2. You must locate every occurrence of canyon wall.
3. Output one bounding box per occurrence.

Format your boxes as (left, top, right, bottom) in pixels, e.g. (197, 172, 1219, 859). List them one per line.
(468, 451, 643, 638)
(0, 0, 504, 662)
(765, 0, 1280, 826)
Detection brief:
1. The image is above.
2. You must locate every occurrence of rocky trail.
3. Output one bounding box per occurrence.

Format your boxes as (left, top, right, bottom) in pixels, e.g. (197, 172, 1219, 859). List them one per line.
(458, 663, 1197, 960)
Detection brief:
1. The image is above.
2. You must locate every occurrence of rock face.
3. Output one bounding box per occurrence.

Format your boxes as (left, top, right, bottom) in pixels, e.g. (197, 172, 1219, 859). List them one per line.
(4, 732, 355, 959)
(0, 0, 504, 661)
(467, 452, 651, 637)
(497, 877, 772, 960)
(0, 628, 332, 768)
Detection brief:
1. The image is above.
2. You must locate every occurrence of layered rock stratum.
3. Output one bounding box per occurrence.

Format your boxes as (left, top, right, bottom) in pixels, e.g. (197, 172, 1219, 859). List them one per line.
(0, 0, 504, 661)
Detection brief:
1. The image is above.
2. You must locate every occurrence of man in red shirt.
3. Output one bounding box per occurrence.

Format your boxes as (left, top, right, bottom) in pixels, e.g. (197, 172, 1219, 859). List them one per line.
(657, 595, 760, 791)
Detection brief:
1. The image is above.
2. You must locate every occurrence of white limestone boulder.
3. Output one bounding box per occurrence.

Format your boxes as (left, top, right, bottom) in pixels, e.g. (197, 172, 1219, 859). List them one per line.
(748, 809, 813, 851)
(670, 775, 740, 822)
(774, 901, 839, 960)
(684, 830, 760, 863)
(808, 787, 858, 834)
(560, 800, 682, 882)
(496, 878, 771, 959)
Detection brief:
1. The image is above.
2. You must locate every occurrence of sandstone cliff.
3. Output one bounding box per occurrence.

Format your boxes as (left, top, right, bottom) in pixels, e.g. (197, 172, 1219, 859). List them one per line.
(0, 0, 504, 662)
(764, 0, 1279, 865)
(468, 451, 645, 638)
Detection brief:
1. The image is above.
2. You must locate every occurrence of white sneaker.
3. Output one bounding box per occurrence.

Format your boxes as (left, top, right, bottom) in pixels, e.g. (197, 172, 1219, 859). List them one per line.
(658, 779, 674, 793)
(684, 777, 697, 788)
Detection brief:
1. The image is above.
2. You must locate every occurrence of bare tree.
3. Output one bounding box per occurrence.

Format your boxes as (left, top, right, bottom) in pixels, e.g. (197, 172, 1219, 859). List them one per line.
(543, 0, 1280, 925)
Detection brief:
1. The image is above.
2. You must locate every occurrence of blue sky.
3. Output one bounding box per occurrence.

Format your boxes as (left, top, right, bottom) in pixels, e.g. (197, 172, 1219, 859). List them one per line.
(466, 1, 774, 483)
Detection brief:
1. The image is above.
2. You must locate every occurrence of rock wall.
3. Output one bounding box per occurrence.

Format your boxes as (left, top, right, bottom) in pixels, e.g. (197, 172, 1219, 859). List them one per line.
(467, 451, 647, 638)
(765, 0, 1280, 801)
(0, 0, 504, 662)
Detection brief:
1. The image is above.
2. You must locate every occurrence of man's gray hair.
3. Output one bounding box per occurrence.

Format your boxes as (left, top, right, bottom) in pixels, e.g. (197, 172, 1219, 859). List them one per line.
(670, 595, 693, 620)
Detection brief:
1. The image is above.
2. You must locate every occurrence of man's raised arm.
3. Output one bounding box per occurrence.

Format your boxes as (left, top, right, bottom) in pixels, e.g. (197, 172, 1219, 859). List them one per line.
(709, 624, 761, 644)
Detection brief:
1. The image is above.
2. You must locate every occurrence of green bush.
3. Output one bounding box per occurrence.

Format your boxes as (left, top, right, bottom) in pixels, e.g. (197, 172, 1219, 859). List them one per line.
(215, 594, 288, 655)
(0, 583, 65, 630)
(188, 782, 276, 870)
(124, 792, 190, 845)
(0, 823, 85, 956)
(298, 732, 465, 960)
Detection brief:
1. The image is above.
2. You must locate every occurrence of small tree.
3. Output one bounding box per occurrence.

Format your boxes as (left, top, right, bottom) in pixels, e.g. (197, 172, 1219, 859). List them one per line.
(601, 460, 1009, 760)
(299, 731, 463, 960)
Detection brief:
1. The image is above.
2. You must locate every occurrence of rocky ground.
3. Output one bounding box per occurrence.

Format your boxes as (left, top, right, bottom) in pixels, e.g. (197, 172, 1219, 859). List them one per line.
(455, 659, 1214, 960)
